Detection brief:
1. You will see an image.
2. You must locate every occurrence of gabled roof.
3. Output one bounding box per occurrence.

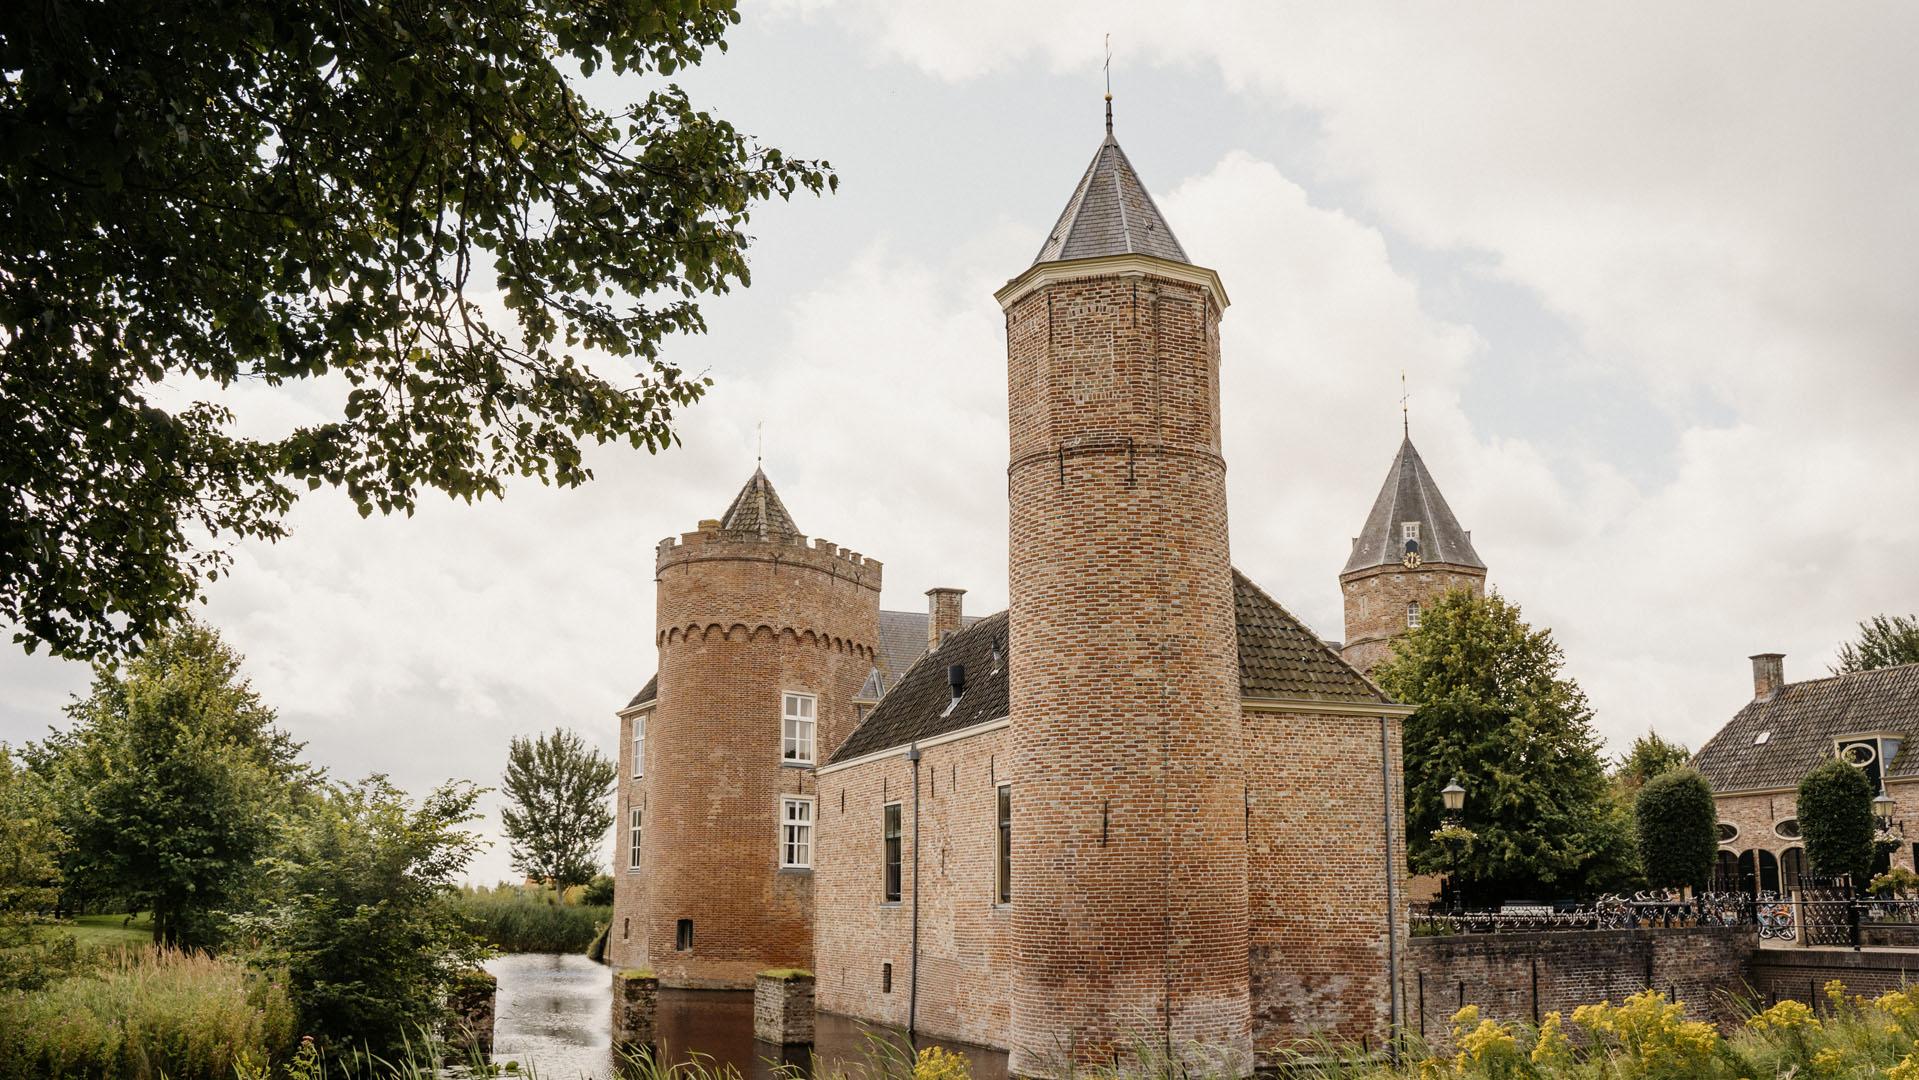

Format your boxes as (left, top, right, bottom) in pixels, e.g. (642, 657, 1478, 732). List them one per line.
(1693, 663, 1919, 794)
(623, 673, 657, 712)
(1342, 436, 1485, 575)
(1033, 117, 1188, 266)
(719, 467, 800, 542)
(828, 571, 1393, 764)
(875, 609, 982, 698)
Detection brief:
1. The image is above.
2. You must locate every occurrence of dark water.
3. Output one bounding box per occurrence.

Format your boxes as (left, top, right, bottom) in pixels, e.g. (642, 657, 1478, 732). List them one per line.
(485, 954, 1008, 1080)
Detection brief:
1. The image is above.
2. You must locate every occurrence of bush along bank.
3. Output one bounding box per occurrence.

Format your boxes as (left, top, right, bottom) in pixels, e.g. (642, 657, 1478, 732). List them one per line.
(455, 883, 609, 954)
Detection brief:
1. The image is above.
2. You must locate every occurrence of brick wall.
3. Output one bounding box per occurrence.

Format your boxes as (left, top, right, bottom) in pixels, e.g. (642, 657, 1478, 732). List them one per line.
(1003, 265, 1250, 1076)
(1339, 564, 1485, 674)
(813, 725, 1014, 1051)
(1749, 947, 1919, 1005)
(1244, 706, 1405, 1058)
(611, 701, 652, 970)
(612, 522, 882, 987)
(1404, 928, 1754, 1050)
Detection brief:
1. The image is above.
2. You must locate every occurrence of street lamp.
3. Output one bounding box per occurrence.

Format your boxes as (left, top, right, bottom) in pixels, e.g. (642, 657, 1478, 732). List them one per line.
(1441, 778, 1467, 822)
(1876, 790, 1899, 831)
(1439, 777, 1468, 913)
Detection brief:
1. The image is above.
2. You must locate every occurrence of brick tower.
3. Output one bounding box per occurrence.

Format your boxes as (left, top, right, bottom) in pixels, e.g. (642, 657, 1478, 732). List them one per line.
(1339, 432, 1486, 674)
(633, 468, 881, 986)
(998, 104, 1251, 1076)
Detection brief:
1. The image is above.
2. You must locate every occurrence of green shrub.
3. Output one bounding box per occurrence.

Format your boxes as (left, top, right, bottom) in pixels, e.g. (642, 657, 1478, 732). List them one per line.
(455, 883, 609, 953)
(1799, 758, 1876, 883)
(581, 873, 616, 907)
(0, 947, 295, 1080)
(1634, 768, 1717, 891)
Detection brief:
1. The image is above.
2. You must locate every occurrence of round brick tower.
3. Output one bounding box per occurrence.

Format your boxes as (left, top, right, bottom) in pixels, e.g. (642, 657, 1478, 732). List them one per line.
(638, 468, 881, 987)
(999, 110, 1251, 1077)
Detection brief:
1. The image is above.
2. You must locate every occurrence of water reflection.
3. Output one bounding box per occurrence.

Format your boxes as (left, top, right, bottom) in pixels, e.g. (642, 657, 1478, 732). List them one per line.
(486, 954, 1008, 1080)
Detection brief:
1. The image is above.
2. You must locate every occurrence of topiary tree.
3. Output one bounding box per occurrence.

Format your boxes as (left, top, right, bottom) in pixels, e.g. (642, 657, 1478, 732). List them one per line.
(1634, 768, 1717, 892)
(1798, 758, 1876, 884)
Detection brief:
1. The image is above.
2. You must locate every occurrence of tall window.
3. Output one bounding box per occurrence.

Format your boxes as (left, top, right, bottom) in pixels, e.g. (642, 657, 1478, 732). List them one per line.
(883, 803, 903, 902)
(628, 806, 643, 870)
(1407, 600, 1421, 629)
(782, 693, 816, 764)
(996, 784, 1012, 905)
(781, 796, 814, 868)
(631, 712, 646, 778)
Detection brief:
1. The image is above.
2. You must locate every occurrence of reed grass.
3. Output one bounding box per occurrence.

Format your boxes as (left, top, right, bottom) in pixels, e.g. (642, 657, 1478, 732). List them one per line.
(455, 884, 610, 954)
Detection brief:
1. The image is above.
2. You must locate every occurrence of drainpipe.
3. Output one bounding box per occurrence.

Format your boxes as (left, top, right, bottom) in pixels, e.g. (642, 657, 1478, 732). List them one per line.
(1380, 715, 1401, 1064)
(907, 742, 923, 1040)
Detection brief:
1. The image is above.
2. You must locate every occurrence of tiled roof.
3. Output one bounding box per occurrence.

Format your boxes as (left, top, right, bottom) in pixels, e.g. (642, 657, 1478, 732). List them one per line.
(1234, 571, 1389, 704)
(1693, 663, 1919, 794)
(1342, 436, 1485, 575)
(829, 571, 1392, 764)
(624, 673, 657, 711)
(875, 609, 981, 698)
(1032, 121, 1188, 266)
(832, 611, 1010, 764)
(719, 467, 801, 542)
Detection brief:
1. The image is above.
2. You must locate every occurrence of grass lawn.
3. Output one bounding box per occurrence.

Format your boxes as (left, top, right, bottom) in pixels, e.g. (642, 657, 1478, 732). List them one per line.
(48, 913, 153, 948)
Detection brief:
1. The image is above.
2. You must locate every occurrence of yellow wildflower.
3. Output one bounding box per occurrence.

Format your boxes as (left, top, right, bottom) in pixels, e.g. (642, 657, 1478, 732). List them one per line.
(912, 1046, 971, 1080)
(1746, 998, 1819, 1034)
(1530, 1010, 1574, 1069)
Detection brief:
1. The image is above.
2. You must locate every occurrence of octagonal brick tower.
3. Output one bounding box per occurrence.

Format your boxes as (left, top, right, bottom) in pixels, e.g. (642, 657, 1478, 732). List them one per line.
(639, 468, 881, 986)
(998, 105, 1251, 1076)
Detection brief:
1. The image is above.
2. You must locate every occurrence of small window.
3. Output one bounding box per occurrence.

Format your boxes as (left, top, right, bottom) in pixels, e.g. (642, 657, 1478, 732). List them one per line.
(676, 918, 693, 951)
(1402, 521, 1420, 542)
(996, 784, 1012, 905)
(628, 807, 644, 870)
(1775, 818, 1801, 840)
(782, 693, 816, 764)
(883, 803, 903, 903)
(632, 712, 646, 778)
(882, 962, 893, 993)
(622, 917, 629, 940)
(1753, 731, 1771, 746)
(781, 796, 814, 868)
(1717, 822, 1739, 844)
(1406, 601, 1421, 629)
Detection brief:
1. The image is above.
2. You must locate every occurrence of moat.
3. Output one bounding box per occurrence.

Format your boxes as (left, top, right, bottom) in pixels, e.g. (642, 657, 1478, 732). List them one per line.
(486, 953, 1010, 1080)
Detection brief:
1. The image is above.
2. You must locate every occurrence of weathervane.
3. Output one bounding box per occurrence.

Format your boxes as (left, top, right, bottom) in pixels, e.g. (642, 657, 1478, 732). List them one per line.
(1400, 370, 1411, 436)
(756, 420, 763, 468)
(1104, 33, 1113, 134)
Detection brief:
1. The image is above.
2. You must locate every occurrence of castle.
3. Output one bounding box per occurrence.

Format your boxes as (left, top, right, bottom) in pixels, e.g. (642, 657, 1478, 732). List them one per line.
(609, 105, 1486, 1074)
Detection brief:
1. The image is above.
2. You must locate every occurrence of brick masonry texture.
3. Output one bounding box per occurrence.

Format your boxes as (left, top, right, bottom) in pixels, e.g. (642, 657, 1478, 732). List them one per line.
(1340, 563, 1486, 674)
(612, 969, 659, 1048)
(1004, 266, 1251, 1075)
(610, 520, 882, 987)
(1749, 948, 1919, 1005)
(1404, 928, 1754, 1051)
(754, 971, 817, 1044)
(1712, 781, 1919, 883)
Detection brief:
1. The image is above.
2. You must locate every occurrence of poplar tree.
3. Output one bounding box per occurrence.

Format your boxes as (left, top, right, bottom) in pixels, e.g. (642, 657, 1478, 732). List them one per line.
(500, 728, 617, 889)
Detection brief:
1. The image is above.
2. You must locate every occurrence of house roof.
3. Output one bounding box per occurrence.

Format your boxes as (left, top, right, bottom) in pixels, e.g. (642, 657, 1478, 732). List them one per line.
(624, 673, 657, 712)
(1342, 435, 1485, 575)
(719, 467, 801, 542)
(828, 570, 1392, 765)
(1032, 114, 1188, 266)
(1693, 663, 1919, 794)
(875, 609, 981, 697)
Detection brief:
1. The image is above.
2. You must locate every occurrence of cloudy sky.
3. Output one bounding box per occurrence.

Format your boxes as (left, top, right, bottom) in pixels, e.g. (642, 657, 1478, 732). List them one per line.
(5, 3, 1915, 882)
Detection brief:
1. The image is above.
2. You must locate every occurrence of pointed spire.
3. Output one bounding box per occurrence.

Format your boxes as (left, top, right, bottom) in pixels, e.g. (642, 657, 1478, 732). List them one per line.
(1031, 106, 1189, 267)
(1341, 435, 1485, 575)
(718, 467, 801, 542)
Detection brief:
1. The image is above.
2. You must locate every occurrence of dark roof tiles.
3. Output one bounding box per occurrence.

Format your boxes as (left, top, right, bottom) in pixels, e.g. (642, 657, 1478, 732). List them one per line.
(1234, 571, 1389, 704)
(1693, 663, 1919, 794)
(1033, 129, 1189, 266)
(719, 468, 801, 542)
(1343, 436, 1484, 575)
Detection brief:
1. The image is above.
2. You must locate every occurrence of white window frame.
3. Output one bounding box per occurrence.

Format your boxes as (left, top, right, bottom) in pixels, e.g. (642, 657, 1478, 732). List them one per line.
(628, 806, 644, 871)
(782, 692, 817, 765)
(1407, 600, 1421, 629)
(1402, 521, 1421, 542)
(631, 711, 646, 778)
(780, 795, 815, 869)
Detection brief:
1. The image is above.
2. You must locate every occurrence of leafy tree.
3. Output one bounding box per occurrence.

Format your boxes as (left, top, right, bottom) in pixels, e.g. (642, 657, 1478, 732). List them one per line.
(1375, 589, 1629, 900)
(1612, 732, 1692, 794)
(43, 620, 313, 944)
(581, 873, 616, 907)
(1834, 614, 1919, 675)
(1634, 769, 1718, 892)
(1798, 758, 1876, 884)
(501, 728, 617, 889)
(0, 0, 835, 662)
(243, 776, 486, 1061)
(0, 745, 72, 990)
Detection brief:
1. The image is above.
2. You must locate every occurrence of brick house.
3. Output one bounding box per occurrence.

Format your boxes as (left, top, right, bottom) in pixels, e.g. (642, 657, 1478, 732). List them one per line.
(611, 105, 1413, 1075)
(1693, 654, 1919, 894)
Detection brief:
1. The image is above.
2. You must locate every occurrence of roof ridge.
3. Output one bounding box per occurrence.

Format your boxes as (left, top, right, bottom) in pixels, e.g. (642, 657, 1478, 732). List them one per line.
(1232, 568, 1389, 702)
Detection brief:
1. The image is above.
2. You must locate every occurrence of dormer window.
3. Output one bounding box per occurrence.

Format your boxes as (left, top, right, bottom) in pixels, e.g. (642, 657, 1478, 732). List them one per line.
(1402, 522, 1420, 542)
(1837, 735, 1902, 793)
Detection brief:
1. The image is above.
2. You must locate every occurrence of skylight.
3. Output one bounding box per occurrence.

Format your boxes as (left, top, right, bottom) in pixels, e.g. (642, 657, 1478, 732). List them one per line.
(1754, 731, 1772, 745)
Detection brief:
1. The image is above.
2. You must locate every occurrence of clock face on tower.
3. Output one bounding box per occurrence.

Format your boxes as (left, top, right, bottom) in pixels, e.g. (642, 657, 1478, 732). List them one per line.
(1403, 551, 1422, 568)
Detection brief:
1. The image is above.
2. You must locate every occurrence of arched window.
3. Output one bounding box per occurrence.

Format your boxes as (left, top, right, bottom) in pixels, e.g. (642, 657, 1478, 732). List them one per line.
(1714, 850, 1739, 890)
(1758, 849, 1781, 895)
(1737, 850, 1758, 896)
(1781, 847, 1807, 890)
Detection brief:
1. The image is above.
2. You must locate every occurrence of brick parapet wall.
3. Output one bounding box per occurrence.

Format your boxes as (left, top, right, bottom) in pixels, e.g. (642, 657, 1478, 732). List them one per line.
(1404, 927, 1754, 1051)
(754, 971, 817, 1044)
(1749, 947, 1919, 1005)
(1004, 267, 1250, 1076)
(1339, 564, 1485, 674)
(813, 726, 1014, 1051)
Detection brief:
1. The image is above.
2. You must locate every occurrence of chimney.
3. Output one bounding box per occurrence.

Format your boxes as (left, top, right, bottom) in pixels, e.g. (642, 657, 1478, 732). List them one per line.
(927, 587, 966, 651)
(1751, 653, 1785, 701)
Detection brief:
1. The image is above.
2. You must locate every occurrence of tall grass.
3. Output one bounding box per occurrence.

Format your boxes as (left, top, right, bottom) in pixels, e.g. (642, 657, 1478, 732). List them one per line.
(456, 884, 609, 954)
(0, 946, 295, 1080)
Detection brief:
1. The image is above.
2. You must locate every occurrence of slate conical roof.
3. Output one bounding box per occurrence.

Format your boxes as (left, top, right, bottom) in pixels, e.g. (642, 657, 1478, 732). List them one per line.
(1033, 110, 1189, 266)
(718, 467, 801, 541)
(1342, 436, 1485, 575)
